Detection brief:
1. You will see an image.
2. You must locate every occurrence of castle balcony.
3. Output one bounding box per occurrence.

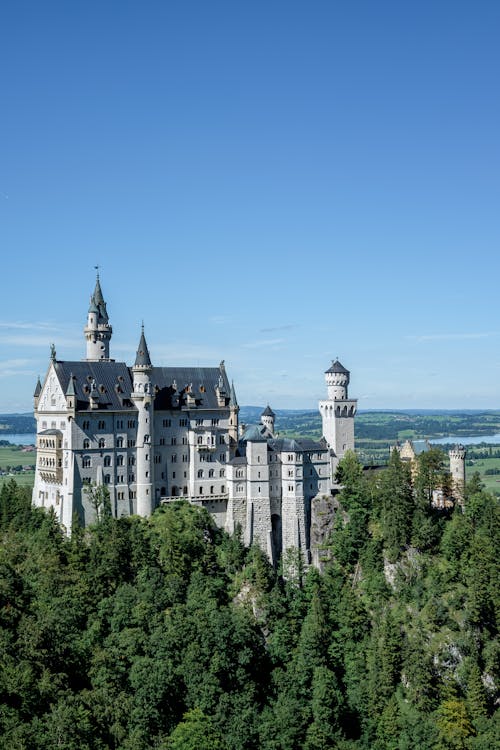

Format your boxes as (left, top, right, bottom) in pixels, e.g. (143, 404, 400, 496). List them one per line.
(161, 493, 228, 505)
(196, 442, 217, 452)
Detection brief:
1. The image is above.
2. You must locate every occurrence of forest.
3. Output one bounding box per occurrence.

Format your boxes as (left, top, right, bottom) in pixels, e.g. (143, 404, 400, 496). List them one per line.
(0, 450, 498, 749)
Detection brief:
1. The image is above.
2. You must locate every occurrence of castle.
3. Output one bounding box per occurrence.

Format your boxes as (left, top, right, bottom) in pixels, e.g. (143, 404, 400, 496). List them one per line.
(32, 274, 356, 566)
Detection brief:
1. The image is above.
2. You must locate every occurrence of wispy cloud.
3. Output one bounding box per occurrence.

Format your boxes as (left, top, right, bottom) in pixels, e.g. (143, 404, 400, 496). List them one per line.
(0, 321, 59, 331)
(0, 333, 79, 349)
(241, 338, 285, 350)
(407, 332, 497, 343)
(260, 324, 299, 333)
(0, 358, 36, 377)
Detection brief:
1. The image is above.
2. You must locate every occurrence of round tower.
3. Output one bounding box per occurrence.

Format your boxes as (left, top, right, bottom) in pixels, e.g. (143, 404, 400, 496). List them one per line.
(449, 444, 466, 504)
(131, 325, 154, 517)
(261, 405, 276, 436)
(325, 359, 350, 400)
(84, 272, 113, 360)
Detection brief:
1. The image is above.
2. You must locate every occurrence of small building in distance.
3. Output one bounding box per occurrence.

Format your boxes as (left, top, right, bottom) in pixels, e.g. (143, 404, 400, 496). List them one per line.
(395, 438, 466, 507)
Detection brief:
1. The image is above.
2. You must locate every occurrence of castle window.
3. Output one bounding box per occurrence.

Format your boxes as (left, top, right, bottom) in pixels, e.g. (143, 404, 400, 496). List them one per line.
(104, 456, 111, 467)
(144, 434, 150, 443)
(82, 456, 91, 468)
(171, 437, 176, 445)
(128, 420, 136, 428)
(171, 454, 177, 463)
(117, 437, 123, 448)
(288, 485, 293, 491)
(129, 474, 135, 482)
(98, 438, 105, 449)
(211, 419, 219, 426)
(199, 486, 203, 495)
(183, 485, 188, 494)
(104, 474, 110, 484)
(219, 435, 225, 444)
(221, 485, 225, 493)
(179, 418, 188, 427)
(210, 486, 214, 494)
(163, 419, 171, 427)
(98, 420, 105, 430)
(160, 438, 165, 445)
(198, 469, 203, 478)
(83, 439, 90, 449)
(145, 454, 149, 461)
(209, 469, 215, 478)
(182, 454, 188, 462)
(182, 437, 188, 444)
(116, 420, 123, 429)
(82, 420, 90, 430)
(196, 419, 203, 426)
(197, 436, 203, 445)
(117, 455, 124, 466)
(219, 469, 224, 477)
(128, 439, 135, 447)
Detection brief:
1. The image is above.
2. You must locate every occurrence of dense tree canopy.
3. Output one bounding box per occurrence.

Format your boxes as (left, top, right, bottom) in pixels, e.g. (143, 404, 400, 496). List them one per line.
(0, 462, 498, 749)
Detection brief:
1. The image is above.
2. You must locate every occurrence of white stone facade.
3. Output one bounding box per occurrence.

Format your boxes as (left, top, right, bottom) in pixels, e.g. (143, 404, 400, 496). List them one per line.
(33, 276, 357, 567)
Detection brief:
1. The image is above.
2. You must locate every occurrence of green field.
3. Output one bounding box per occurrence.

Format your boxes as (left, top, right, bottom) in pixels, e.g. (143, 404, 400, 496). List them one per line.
(0, 444, 36, 490)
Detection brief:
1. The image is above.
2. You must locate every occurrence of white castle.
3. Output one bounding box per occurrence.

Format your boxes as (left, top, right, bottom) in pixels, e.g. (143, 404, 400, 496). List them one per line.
(33, 275, 356, 566)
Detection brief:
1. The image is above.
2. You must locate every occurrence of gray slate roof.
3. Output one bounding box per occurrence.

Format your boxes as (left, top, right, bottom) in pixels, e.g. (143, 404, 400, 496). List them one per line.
(269, 437, 327, 454)
(325, 359, 349, 375)
(261, 405, 275, 417)
(53, 361, 232, 412)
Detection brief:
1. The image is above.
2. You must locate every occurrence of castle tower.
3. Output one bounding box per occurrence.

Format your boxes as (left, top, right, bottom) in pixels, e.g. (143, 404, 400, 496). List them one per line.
(84, 272, 113, 360)
(260, 405, 276, 436)
(449, 444, 466, 505)
(318, 359, 357, 460)
(131, 326, 154, 517)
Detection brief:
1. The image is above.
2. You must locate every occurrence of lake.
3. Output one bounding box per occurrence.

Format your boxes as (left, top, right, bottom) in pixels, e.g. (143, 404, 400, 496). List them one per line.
(0, 433, 36, 445)
(431, 434, 500, 446)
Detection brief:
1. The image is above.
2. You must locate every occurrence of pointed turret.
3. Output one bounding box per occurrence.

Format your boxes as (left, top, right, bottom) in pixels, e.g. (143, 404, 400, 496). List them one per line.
(261, 405, 276, 436)
(230, 381, 238, 408)
(65, 374, 76, 396)
(65, 373, 76, 413)
(228, 380, 239, 446)
(134, 324, 152, 369)
(84, 271, 113, 360)
(131, 325, 154, 518)
(34, 376, 42, 410)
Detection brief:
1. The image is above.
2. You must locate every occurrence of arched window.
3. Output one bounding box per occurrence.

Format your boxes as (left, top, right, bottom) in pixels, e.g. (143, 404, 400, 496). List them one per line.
(82, 456, 91, 468)
(117, 437, 123, 448)
(210, 485, 214, 494)
(104, 455, 111, 467)
(98, 438, 105, 449)
(197, 436, 203, 445)
(83, 439, 90, 449)
(197, 469, 203, 478)
(209, 469, 214, 478)
(117, 455, 124, 466)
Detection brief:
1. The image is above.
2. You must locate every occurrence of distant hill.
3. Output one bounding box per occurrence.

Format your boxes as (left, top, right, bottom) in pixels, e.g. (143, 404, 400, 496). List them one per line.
(0, 413, 36, 434)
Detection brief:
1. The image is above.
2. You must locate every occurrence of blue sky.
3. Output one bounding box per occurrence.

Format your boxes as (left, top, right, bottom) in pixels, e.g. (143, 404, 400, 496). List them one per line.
(1, 1, 499, 412)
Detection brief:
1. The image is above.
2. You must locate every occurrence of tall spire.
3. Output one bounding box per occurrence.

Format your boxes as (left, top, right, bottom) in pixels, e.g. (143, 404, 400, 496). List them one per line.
(84, 270, 113, 360)
(134, 324, 152, 368)
(230, 380, 238, 408)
